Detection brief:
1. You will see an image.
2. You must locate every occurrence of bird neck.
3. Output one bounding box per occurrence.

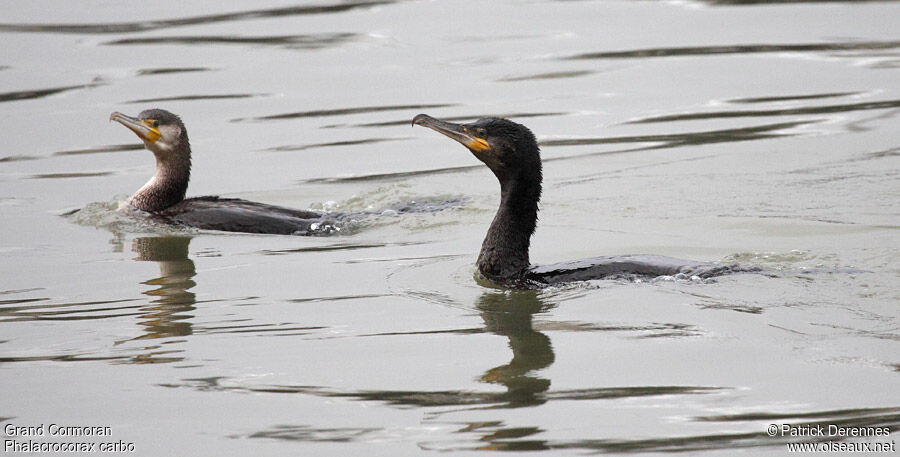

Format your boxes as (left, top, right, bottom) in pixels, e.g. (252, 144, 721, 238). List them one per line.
(129, 148, 191, 213)
(477, 175, 540, 280)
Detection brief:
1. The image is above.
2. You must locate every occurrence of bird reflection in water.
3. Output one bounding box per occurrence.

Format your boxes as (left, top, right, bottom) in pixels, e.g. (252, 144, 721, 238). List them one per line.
(476, 290, 555, 407)
(231, 290, 557, 445)
(118, 236, 196, 363)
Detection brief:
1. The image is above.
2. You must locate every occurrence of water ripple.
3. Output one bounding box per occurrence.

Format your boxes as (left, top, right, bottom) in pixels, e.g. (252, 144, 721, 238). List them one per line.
(53, 144, 143, 156)
(287, 293, 394, 304)
(0, 288, 45, 296)
(0, 83, 101, 103)
(263, 241, 423, 255)
(136, 67, 215, 76)
(728, 92, 861, 104)
(321, 111, 564, 129)
(159, 377, 725, 408)
(0, 1, 394, 34)
(239, 425, 382, 443)
(566, 40, 900, 60)
(698, 0, 897, 4)
(0, 354, 130, 363)
(0, 298, 142, 323)
(29, 171, 114, 179)
(0, 155, 39, 162)
(264, 137, 411, 152)
(125, 93, 266, 104)
(299, 165, 481, 184)
(196, 323, 327, 336)
(432, 407, 900, 452)
(541, 120, 817, 149)
(630, 99, 900, 123)
(0, 297, 48, 306)
(299, 118, 804, 184)
(497, 70, 594, 82)
(235, 104, 454, 123)
(104, 33, 358, 50)
(695, 407, 900, 422)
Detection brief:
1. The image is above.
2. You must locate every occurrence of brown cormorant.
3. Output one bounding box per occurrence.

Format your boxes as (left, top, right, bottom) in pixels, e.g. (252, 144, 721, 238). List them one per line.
(110, 109, 346, 235)
(413, 114, 747, 287)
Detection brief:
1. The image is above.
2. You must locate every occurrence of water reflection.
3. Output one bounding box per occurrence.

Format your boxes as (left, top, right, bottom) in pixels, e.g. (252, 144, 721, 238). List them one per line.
(120, 236, 196, 363)
(475, 291, 555, 408)
(211, 289, 726, 445)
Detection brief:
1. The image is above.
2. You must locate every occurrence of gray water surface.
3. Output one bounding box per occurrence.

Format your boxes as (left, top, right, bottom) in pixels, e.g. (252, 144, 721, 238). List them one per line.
(1, 0, 898, 455)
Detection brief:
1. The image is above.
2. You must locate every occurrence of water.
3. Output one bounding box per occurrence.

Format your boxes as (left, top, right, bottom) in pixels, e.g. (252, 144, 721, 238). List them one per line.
(1, 0, 898, 455)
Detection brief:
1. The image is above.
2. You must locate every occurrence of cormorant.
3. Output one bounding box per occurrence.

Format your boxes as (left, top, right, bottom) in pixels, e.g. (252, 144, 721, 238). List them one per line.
(413, 114, 747, 287)
(110, 109, 343, 235)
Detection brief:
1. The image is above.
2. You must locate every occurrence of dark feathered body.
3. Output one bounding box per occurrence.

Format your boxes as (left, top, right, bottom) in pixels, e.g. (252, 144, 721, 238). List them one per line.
(525, 255, 742, 285)
(413, 114, 752, 288)
(156, 196, 330, 235)
(113, 108, 339, 235)
(475, 119, 542, 280)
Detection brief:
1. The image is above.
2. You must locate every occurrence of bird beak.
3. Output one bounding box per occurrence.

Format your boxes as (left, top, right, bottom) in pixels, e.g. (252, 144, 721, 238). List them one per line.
(412, 114, 491, 152)
(109, 111, 162, 144)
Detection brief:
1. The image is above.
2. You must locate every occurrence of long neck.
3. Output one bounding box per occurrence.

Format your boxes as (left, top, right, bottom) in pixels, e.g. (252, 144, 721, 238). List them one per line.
(129, 148, 191, 213)
(477, 175, 540, 280)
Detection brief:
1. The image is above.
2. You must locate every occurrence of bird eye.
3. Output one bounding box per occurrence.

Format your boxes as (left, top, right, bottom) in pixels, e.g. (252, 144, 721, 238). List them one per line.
(151, 120, 160, 128)
(475, 128, 487, 139)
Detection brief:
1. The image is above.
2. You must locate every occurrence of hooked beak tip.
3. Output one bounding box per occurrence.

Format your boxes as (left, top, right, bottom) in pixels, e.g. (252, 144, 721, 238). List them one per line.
(412, 113, 432, 127)
(109, 111, 128, 124)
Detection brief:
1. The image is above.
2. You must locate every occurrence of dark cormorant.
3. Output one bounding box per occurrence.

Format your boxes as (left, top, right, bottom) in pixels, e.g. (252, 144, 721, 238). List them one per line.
(413, 114, 748, 287)
(111, 109, 344, 235)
